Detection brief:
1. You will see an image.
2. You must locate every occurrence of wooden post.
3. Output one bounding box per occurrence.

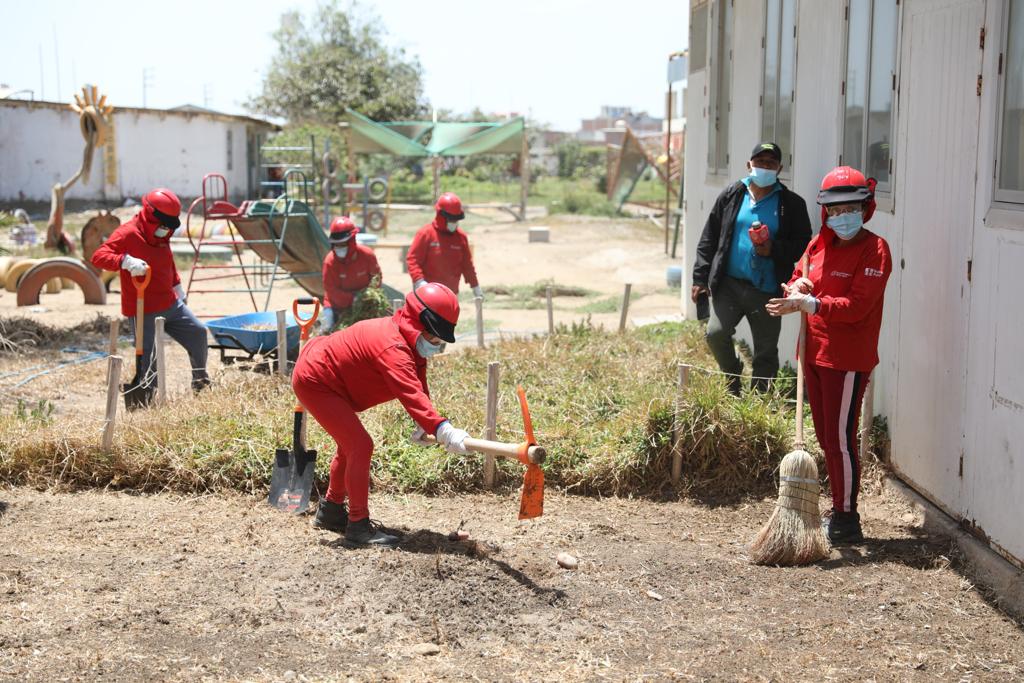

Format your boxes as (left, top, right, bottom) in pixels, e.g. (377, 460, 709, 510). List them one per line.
(432, 156, 441, 201)
(475, 296, 485, 348)
(344, 123, 356, 214)
(519, 128, 529, 221)
(106, 319, 119, 385)
(392, 298, 403, 312)
(671, 363, 690, 485)
(483, 361, 500, 488)
(276, 310, 288, 376)
(154, 316, 167, 406)
(102, 355, 123, 452)
(618, 283, 632, 333)
(546, 285, 554, 335)
(860, 371, 876, 461)
(664, 86, 673, 255)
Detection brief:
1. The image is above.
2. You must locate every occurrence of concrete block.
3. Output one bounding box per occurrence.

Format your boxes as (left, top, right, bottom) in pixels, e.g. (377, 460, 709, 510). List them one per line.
(528, 226, 550, 243)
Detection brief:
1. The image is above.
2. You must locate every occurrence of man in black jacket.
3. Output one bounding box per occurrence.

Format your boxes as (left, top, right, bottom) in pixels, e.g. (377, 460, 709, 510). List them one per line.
(691, 142, 812, 394)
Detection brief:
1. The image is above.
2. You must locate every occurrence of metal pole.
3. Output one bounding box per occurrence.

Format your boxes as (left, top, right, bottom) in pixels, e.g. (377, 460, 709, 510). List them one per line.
(276, 309, 288, 375)
(155, 316, 167, 406)
(665, 85, 673, 255)
(618, 283, 632, 333)
(483, 361, 500, 488)
(519, 128, 529, 221)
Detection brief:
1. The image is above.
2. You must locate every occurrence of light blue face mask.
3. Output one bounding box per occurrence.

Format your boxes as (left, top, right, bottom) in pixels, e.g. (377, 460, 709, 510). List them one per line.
(446, 222, 459, 233)
(333, 247, 348, 258)
(827, 212, 864, 239)
(416, 335, 442, 358)
(749, 166, 778, 188)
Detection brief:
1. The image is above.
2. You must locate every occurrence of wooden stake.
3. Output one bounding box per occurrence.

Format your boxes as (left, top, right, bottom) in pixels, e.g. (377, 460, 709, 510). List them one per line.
(432, 156, 441, 201)
(618, 283, 632, 333)
(106, 319, 119, 385)
(519, 129, 529, 221)
(154, 316, 167, 406)
(276, 310, 288, 375)
(483, 361, 500, 489)
(475, 296, 485, 348)
(102, 355, 122, 452)
(546, 285, 554, 335)
(392, 298, 403, 312)
(671, 363, 690, 485)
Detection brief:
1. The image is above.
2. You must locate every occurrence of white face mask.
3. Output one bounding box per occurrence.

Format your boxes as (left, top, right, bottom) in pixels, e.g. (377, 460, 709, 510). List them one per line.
(154, 227, 171, 239)
(416, 335, 442, 358)
(333, 246, 348, 258)
(446, 222, 458, 233)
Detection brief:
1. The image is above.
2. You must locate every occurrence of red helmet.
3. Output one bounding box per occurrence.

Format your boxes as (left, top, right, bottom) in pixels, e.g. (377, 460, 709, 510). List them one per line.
(143, 188, 182, 229)
(817, 166, 877, 223)
(328, 216, 358, 244)
(434, 192, 465, 222)
(405, 283, 460, 343)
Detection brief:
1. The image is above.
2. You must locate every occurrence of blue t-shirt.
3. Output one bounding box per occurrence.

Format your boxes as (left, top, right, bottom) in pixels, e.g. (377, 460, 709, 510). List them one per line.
(725, 178, 782, 293)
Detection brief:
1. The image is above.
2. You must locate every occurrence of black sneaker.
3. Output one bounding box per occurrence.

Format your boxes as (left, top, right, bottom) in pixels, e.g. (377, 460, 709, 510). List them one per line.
(312, 499, 348, 532)
(823, 510, 864, 545)
(343, 518, 400, 549)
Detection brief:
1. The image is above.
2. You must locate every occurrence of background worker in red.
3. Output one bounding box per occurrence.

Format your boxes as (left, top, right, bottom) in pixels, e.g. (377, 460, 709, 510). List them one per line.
(91, 188, 210, 393)
(294, 282, 473, 548)
(766, 166, 892, 545)
(406, 192, 483, 298)
(319, 216, 382, 333)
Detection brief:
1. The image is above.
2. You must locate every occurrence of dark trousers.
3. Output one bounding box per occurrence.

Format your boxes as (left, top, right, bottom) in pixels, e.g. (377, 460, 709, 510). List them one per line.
(130, 301, 210, 390)
(705, 276, 781, 394)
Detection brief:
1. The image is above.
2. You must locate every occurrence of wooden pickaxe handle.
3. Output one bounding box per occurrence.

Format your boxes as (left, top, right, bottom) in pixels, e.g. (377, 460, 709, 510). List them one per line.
(419, 434, 546, 465)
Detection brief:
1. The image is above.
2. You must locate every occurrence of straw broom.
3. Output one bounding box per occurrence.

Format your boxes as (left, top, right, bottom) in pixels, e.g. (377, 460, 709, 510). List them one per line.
(749, 271, 830, 566)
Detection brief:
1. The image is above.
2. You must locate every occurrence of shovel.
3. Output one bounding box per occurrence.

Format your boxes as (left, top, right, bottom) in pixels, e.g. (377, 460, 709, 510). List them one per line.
(122, 266, 154, 411)
(420, 385, 545, 519)
(269, 297, 321, 513)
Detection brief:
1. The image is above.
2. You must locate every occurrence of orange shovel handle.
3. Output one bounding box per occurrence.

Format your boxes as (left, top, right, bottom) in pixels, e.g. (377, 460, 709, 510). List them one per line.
(132, 266, 152, 357)
(292, 297, 321, 342)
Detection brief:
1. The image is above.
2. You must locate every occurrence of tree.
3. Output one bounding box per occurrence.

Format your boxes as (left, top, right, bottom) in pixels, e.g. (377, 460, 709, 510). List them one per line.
(248, 1, 426, 124)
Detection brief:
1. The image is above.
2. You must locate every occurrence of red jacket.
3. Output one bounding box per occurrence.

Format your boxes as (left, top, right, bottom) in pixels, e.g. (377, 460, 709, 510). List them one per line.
(322, 244, 381, 309)
(91, 212, 181, 316)
(295, 307, 445, 433)
(406, 221, 479, 293)
(789, 226, 892, 372)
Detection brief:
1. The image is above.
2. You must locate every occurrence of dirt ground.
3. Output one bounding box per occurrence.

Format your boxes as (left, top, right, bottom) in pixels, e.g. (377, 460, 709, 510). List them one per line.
(1, 485, 1022, 682)
(3, 208, 1023, 681)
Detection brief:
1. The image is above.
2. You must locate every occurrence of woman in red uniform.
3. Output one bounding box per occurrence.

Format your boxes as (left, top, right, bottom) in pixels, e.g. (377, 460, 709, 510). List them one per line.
(319, 216, 382, 333)
(766, 167, 892, 544)
(406, 192, 483, 298)
(293, 282, 472, 548)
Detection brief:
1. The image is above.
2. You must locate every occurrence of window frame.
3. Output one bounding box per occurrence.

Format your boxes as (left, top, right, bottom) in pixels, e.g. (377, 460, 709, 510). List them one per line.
(760, 0, 798, 179)
(994, 1, 1024, 206)
(840, 0, 900, 206)
(707, 0, 734, 176)
(690, 0, 709, 75)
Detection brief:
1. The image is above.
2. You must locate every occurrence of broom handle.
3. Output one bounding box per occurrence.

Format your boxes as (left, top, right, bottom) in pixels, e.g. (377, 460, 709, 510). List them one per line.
(795, 255, 808, 448)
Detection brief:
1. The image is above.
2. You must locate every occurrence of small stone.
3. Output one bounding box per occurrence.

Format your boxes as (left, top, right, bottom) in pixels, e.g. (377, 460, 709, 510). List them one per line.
(409, 643, 441, 656)
(283, 671, 297, 680)
(448, 530, 470, 541)
(646, 590, 664, 601)
(556, 552, 578, 570)
(901, 512, 916, 524)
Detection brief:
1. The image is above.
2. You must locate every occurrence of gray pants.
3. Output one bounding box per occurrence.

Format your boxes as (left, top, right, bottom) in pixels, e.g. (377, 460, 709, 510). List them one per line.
(705, 276, 781, 394)
(130, 301, 210, 391)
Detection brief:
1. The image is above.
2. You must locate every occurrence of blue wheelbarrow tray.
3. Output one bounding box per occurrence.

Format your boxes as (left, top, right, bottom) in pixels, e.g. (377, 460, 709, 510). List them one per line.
(207, 311, 301, 354)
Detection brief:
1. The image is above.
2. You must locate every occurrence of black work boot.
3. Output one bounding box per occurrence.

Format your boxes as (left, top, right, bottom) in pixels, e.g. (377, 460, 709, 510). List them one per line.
(312, 499, 348, 533)
(343, 518, 400, 549)
(823, 510, 864, 545)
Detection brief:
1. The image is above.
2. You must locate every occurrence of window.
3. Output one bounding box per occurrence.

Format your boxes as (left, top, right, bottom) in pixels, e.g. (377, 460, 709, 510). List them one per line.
(707, 0, 734, 173)
(841, 0, 898, 192)
(226, 129, 234, 171)
(996, 0, 1024, 203)
(761, 0, 797, 169)
(690, 1, 709, 73)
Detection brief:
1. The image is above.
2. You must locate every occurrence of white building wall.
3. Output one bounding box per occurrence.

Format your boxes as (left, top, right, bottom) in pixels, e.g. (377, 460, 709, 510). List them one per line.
(0, 102, 272, 204)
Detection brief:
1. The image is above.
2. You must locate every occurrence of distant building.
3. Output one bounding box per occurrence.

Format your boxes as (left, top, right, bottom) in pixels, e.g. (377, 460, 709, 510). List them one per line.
(0, 98, 278, 204)
(577, 106, 663, 144)
(530, 129, 573, 175)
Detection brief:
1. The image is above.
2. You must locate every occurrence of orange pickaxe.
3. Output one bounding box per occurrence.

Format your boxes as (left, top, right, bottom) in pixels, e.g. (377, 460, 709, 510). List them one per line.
(420, 385, 545, 519)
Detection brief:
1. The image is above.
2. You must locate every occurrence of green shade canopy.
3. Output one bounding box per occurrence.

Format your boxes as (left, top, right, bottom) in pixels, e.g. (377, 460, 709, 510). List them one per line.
(343, 109, 525, 157)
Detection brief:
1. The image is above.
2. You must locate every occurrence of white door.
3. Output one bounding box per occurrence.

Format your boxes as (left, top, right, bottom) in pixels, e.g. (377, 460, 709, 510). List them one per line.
(891, 0, 984, 515)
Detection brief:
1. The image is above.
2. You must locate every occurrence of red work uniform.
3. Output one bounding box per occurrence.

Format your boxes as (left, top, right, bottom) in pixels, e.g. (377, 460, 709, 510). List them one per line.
(91, 212, 181, 316)
(322, 244, 382, 309)
(406, 221, 479, 294)
(292, 307, 446, 522)
(788, 225, 892, 513)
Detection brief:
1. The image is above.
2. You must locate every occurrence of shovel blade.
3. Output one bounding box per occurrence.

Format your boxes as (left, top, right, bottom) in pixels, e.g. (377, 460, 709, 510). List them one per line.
(518, 464, 544, 520)
(269, 447, 317, 514)
(122, 378, 154, 411)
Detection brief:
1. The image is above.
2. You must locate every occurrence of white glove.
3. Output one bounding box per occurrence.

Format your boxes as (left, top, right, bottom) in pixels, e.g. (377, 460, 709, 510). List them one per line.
(472, 285, 484, 300)
(121, 254, 149, 277)
(766, 293, 819, 317)
(783, 277, 814, 296)
(435, 420, 470, 454)
(173, 284, 186, 303)
(414, 279, 428, 290)
(408, 426, 427, 445)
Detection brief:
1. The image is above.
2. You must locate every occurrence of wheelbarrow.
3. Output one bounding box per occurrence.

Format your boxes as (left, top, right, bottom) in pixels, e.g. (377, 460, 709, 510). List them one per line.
(206, 310, 301, 372)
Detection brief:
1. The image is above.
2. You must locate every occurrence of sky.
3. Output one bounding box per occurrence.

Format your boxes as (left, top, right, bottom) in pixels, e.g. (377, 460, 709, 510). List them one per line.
(0, 0, 689, 131)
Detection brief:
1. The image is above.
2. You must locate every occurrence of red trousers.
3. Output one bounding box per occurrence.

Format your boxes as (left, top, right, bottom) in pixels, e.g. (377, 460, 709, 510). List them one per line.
(804, 362, 870, 513)
(292, 357, 373, 522)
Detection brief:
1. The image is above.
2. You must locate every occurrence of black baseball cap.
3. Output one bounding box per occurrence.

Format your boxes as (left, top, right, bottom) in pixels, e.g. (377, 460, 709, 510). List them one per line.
(750, 142, 782, 162)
